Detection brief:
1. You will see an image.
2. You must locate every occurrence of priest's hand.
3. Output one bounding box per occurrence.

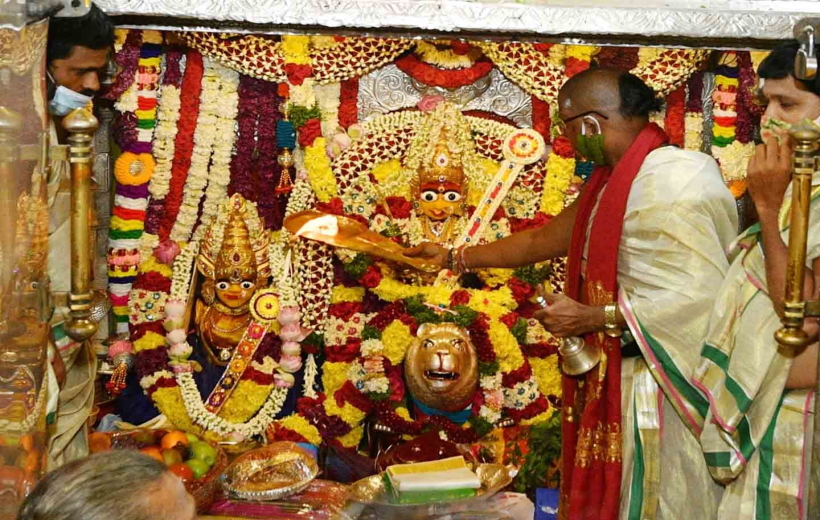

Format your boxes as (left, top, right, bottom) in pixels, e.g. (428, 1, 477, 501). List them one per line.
(405, 242, 449, 270)
(747, 136, 793, 215)
(534, 292, 605, 338)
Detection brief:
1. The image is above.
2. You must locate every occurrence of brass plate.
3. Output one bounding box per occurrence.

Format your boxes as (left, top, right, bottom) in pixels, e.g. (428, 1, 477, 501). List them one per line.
(284, 210, 440, 273)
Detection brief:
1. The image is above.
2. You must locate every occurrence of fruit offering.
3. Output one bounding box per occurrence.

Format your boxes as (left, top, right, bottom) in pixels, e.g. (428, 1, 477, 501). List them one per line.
(93, 429, 220, 482)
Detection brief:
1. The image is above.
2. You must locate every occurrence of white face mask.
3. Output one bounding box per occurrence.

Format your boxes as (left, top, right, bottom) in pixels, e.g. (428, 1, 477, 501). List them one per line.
(48, 85, 93, 116)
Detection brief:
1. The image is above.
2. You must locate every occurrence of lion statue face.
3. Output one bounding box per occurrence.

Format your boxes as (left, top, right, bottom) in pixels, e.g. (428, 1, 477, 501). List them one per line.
(404, 322, 479, 412)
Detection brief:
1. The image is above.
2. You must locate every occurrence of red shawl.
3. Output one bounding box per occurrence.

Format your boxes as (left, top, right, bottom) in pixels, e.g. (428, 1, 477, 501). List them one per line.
(560, 123, 668, 520)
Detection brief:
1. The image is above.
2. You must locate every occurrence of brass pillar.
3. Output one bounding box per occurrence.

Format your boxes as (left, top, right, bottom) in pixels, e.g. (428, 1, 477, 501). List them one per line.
(62, 108, 99, 342)
(775, 125, 819, 348)
(0, 107, 23, 294)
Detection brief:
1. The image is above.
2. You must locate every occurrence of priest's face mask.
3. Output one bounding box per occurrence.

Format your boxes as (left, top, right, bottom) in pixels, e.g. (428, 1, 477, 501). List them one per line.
(556, 108, 609, 166)
(418, 182, 463, 221)
(759, 76, 820, 131)
(214, 270, 256, 309)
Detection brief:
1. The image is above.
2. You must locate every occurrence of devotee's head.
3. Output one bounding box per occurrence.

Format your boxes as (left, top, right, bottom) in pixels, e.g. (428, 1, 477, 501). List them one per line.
(557, 68, 662, 166)
(17, 450, 197, 520)
(758, 41, 820, 127)
(46, 3, 114, 112)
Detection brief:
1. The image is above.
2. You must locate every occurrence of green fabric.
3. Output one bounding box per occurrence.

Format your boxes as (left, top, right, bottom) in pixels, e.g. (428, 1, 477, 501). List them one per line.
(627, 402, 645, 520)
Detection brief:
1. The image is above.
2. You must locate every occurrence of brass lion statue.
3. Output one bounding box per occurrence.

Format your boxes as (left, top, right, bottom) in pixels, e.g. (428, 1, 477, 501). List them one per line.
(404, 323, 479, 412)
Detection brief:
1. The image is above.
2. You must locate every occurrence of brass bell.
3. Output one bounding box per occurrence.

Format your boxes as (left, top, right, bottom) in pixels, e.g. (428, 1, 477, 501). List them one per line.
(559, 336, 601, 376)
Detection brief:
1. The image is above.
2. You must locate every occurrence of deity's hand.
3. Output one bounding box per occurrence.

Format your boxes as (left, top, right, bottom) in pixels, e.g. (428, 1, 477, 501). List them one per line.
(534, 292, 603, 338)
(405, 242, 449, 271)
(747, 136, 793, 215)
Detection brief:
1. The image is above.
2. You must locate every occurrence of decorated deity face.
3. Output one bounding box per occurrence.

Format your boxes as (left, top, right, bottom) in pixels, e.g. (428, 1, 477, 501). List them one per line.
(214, 271, 256, 309)
(418, 181, 463, 221)
(404, 323, 479, 412)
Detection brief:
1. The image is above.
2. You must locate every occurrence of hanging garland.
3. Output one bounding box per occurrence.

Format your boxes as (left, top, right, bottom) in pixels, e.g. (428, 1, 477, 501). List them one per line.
(108, 31, 162, 335)
(180, 33, 412, 84)
(395, 53, 494, 89)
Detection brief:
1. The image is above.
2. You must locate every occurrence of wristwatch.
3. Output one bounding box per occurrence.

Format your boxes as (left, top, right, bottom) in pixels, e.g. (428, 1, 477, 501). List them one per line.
(604, 302, 622, 338)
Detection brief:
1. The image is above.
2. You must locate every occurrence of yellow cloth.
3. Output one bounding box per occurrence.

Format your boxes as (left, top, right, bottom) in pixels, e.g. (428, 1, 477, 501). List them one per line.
(693, 172, 820, 519)
(616, 147, 738, 519)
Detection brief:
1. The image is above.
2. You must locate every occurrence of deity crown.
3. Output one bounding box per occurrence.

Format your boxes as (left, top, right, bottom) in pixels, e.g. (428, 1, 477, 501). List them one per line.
(198, 194, 270, 285)
(416, 133, 466, 191)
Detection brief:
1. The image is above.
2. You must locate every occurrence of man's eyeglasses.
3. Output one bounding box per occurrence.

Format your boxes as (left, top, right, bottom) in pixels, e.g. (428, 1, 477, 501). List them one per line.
(554, 110, 609, 135)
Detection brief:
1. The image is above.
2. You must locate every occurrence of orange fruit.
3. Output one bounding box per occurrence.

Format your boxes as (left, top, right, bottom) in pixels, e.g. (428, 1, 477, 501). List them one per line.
(19, 434, 34, 452)
(139, 445, 164, 463)
(23, 450, 39, 474)
(160, 430, 189, 451)
(89, 432, 112, 454)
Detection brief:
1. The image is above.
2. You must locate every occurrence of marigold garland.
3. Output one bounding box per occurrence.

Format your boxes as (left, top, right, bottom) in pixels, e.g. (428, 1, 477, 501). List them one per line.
(395, 54, 493, 89)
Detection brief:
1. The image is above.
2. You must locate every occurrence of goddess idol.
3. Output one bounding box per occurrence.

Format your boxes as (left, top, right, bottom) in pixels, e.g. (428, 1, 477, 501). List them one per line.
(122, 194, 301, 441)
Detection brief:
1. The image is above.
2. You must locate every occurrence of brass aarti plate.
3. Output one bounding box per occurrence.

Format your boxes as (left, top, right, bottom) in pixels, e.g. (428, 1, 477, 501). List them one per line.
(348, 463, 512, 508)
(284, 210, 441, 273)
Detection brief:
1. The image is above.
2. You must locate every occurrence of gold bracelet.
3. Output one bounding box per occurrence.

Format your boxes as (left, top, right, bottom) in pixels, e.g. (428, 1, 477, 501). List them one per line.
(604, 302, 622, 338)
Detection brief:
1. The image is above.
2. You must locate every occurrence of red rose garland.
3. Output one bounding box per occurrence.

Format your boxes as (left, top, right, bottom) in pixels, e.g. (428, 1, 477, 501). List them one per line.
(664, 85, 686, 147)
(339, 78, 359, 129)
(158, 50, 204, 242)
(395, 54, 494, 89)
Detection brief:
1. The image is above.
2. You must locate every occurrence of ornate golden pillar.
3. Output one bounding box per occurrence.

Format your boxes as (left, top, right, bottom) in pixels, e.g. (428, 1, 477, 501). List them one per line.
(62, 108, 99, 343)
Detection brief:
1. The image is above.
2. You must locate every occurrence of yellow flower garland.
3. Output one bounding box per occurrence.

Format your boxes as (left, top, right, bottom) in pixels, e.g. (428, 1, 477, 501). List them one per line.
(540, 154, 575, 216)
(277, 415, 322, 445)
(338, 425, 364, 448)
(324, 397, 368, 427)
(281, 35, 311, 65)
(331, 286, 365, 304)
(489, 320, 525, 373)
(305, 138, 337, 203)
(152, 386, 202, 434)
(381, 321, 415, 365)
(218, 380, 275, 423)
(566, 45, 599, 62)
(133, 331, 165, 352)
(529, 355, 562, 398)
(322, 361, 351, 396)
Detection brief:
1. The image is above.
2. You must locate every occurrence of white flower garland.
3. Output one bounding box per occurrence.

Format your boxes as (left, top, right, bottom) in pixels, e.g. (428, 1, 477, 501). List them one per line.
(148, 80, 182, 200)
(170, 58, 222, 243)
(314, 82, 341, 137)
(196, 65, 240, 242)
(177, 372, 288, 437)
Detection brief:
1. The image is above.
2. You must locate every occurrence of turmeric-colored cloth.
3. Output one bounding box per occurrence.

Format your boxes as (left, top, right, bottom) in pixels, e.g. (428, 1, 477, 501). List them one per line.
(613, 147, 738, 519)
(692, 172, 820, 520)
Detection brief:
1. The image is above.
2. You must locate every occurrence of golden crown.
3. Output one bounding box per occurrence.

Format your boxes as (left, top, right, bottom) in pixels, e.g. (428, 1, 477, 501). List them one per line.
(413, 131, 466, 194)
(197, 194, 270, 285)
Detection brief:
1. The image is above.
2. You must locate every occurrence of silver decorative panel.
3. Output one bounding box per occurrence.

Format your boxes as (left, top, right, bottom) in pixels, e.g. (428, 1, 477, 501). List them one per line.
(359, 65, 531, 127)
(96, 0, 820, 41)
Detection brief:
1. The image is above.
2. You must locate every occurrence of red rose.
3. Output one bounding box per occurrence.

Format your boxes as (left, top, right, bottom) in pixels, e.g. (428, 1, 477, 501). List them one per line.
(502, 359, 531, 387)
(137, 270, 172, 292)
(533, 43, 553, 54)
(450, 41, 472, 56)
(267, 423, 309, 444)
(316, 197, 344, 215)
(398, 314, 418, 335)
(386, 196, 412, 219)
(385, 364, 405, 402)
(508, 277, 535, 303)
(335, 380, 373, 413)
(325, 339, 361, 363)
(499, 312, 520, 329)
(552, 136, 575, 159)
(509, 212, 551, 233)
(521, 341, 559, 359)
(493, 207, 506, 220)
(297, 118, 323, 148)
(284, 63, 312, 85)
(565, 57, 590, 79)
(360, 265, 383, 289)
(451, 290, 471, 306)
(329, 301, 363, 322)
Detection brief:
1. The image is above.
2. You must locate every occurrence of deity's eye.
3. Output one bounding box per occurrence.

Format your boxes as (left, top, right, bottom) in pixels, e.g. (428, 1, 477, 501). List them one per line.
(452, 339, 464, 351)
(240, 281, 254, 290)
(443, 191, 461, 203)
(423, 340, 434, 349)
(420, 190, 438, 203)
(216, 281, 230, 291)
